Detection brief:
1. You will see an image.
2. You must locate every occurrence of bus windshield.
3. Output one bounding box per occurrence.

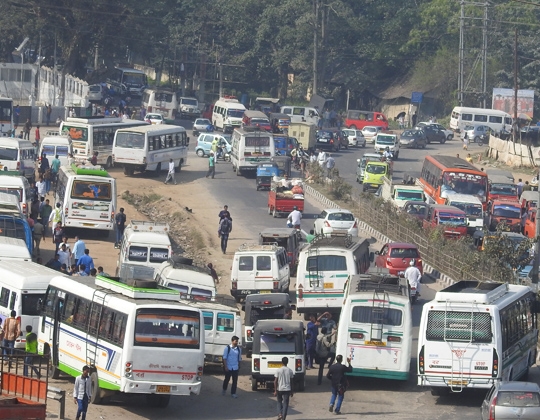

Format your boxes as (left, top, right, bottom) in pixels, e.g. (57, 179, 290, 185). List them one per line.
(71, 180, 112, 201)
(62, 125, 88, 142)
(227, 109, 244, 118)
(396, 190, 424, 201)
(134, 308, 201, 349)
(123, 72, 145, 85)
(115, 132, 145, 149)
(442, 172, 487, 196)
(491, 183, 517, 196)
(493, 205, 521, 218)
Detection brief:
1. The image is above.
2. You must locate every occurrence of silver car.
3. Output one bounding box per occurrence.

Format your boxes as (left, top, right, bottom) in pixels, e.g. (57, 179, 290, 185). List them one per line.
(461, 124, 491, 143)
(481, 381, 540, 420)
(342, 129, 366, 147)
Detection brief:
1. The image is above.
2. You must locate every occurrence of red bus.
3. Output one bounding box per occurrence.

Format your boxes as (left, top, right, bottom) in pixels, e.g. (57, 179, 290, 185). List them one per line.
(344, 110, 388, 130)
(418, 155, 488, 209)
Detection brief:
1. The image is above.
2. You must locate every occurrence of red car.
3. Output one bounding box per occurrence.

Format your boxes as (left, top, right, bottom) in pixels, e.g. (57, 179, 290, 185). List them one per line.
(374, 242, 423, 275)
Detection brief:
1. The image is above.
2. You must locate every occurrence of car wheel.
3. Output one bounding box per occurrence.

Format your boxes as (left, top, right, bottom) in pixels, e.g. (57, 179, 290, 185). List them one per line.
(196, 149, 205, 157)
(440, 137, 446, 144)
(447, 134, 453, 140)
(475, 136, 483, 146)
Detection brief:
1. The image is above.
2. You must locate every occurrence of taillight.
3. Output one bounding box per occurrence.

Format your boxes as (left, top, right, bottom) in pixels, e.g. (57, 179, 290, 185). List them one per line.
(16, 162, 20, 170)
(125, 361, 133, 378)
(418, 346, 424, 374)
(231, 281, 237, 290)
(247, 329, 252, 339)
(254, 358, 260, 372)
(350, 332, 364, 339)
(387, 336, 401, 343)
(295, 358, 302, 372)
(488, 396, 497, 420)
(273, 281, 279, 289)
(196, 365, 203, 380)
(324, 221, 331, 227)
(386, 258, 393, 267)
(492, 349, 499, 378)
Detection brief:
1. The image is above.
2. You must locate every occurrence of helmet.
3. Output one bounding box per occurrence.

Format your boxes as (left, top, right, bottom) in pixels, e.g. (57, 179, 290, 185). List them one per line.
(293, 206, 298, 210)
(409, 259, 415, 266)
(386, 147, 390, 151)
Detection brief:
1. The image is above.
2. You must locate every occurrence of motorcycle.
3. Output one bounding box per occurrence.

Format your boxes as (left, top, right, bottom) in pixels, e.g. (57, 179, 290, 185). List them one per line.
(286, 221, 303, 242)
(399, 271, 418, 304)
(216, 145, 231, 162)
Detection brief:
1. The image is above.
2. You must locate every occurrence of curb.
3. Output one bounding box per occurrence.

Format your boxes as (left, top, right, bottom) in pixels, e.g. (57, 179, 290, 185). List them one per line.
(304, 185, 455, 285)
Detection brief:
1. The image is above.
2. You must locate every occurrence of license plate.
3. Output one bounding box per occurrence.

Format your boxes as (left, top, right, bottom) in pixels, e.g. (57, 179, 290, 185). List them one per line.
(260, 290, 271, 294)
(371, 184, 378, 188)
(318, 138, 327, 142)
(448, 380, 468, 386)
(82, 223, 96, 227)
(323, 282, 334, 289)
(268, 362, 282, 368)
(156, 385, 170, 393)
(365, 341, 386, 346)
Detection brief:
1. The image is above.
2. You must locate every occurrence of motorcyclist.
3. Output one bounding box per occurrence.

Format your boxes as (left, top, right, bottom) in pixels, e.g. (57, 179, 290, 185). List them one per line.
(382, 147, 393, 161)
(287, 206, 302, 230)
(404, 259, 422, 296)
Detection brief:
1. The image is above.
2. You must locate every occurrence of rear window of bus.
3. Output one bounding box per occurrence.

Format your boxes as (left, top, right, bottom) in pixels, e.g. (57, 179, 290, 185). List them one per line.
(71, 181, 112, 201)
(0, 148, 18, 161)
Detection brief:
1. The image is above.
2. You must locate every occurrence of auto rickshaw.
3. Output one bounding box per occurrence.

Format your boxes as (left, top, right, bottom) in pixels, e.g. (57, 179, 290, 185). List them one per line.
(270, 156, 292, 178)
(256, 162, 279, 191)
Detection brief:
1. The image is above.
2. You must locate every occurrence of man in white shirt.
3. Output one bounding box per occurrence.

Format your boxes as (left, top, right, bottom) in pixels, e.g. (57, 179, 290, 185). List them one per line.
(73, 365, 92, 420)
(317, 149, 327, 167)
(57, 244, 70, 267)
(287, 206, 302, 229)
(404, 259, 422, 295)
(164, 158, 177, 185)
(36, 178, 46, 199)
(274, 357, 294, 420)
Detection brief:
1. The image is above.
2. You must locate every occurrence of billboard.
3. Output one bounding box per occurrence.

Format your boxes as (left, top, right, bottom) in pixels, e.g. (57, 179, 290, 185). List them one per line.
(492, 88, 534, 118)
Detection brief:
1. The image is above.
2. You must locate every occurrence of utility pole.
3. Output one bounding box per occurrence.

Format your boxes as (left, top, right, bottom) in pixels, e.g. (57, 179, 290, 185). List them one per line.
(312, 0, 319, 96)
(94, 45, 98, 71)
(218, 63, 223, 98)
(481, 2, 488, 108)
(513, 28, 518, 121)
(458, 1, 465, 106)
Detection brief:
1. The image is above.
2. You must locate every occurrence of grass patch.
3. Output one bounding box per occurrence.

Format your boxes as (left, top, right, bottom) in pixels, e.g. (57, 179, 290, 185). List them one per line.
(187, 227, 206, 251)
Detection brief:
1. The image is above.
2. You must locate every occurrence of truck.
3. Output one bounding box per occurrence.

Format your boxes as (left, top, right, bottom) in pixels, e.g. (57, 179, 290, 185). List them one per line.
(288, 122, 317, 151)
(268, 178, 305, 217)
(380, 176, 425, 208)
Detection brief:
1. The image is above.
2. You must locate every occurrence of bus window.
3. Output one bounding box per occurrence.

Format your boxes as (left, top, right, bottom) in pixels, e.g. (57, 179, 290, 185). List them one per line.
(474, 115, 488, 122)
(0, 148, 17, 161)
(461, 113, 473, 121)
(149, 248, 168, 264)
(128, 246, 148, 262)
(134, 309, 201, 348)
(351, 306, 403, 326)
(217, 313, 235, 332)
(0, 287, 9, 307)
(202, 311, 213, 330)
(56, 146, 69, 157)
(489, 116, 502, 124)
(21, 293, 43, 316)
(71, 181, 112, 201)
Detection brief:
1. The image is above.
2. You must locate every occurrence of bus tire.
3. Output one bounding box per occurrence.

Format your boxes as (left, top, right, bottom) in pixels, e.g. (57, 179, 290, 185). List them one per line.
(251, 377, 258, 391)
(105, 157, 113, 169)
(146, 394, 170, 408)
(90, 372, 102, 405)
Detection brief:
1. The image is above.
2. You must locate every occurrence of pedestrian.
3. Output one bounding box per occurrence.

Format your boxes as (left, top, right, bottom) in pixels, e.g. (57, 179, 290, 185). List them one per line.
(164, 158, 177, 185)
(60, 264, 70, 276)
(115, 207, 126, 248)
(67, 153, 75, 166)
(523, 181, 532, 192)
(14, 105, 20, 128)
(30, 196, 40, 221)
(222, 336, 241, 398)
(69, 264, 78, 275)
(466, 153, 473, 162)
(51, 154, 61, 183)
(97, 266, 110, 277)
(2, 310, 21, 364)
(58, 243, 71, 267)
(412, 112, 417, 127)
(317, 149, 327, 167)
(206, 152, 215, 179)
(283, 308, 293, 319)
(463, 136, 469, 150)
(90, 151, 98, 166)
(274, 357, 294, 420)
(23, 325, 41, 378)
(75, 264, 88, 276)
(72, 236, 86, 266)
(49, 202, 63, 233)
(52, 222, 64, 251)
(34, 125, 41, 154)
(305, 314, 320, 369)
(208, 262, 219, 284)
(318, 311, 337, 332)
(23, 118, 32, 140)
(398, 115, 404, 129)
(219, 205, 232, 221)
(78, 249, 94, 275)
(140, 106, 146, 120)
(327, 355, 353, 415)
(73, 365, 92, 420)
(46, 104, 52, 126)
(325, 153, 335, 178)
(32, 219, 44, 256)
(39, 152, 50, 177)
(218, 216, 232, 254)
(517, 178, 524, 196)
(316, 327, 337, 385)
(45, 253, 62, 271)
(90, 268, 97, 277)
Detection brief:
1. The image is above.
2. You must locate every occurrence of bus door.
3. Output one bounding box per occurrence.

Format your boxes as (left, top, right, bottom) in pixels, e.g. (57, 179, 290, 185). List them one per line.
(52, 290, 66, 370)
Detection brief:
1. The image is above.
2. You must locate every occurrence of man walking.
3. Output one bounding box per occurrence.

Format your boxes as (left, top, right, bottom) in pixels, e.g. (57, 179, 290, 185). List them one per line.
(78, 249, 94, 275)
(23, 326, 41, 378)
(73, 365, 92, 420)
(72, 236, 86, 266)
(46, 104, 52, 126)
(218, 216, 232, 254)
(274, 357, 294, 420)
(327, 355, 353, 415)
(164, 158, 177, 185)
(206, 152, 216, 179)
(325, 153, 335, 178)
(218, 205, 232, 221)
(222, 336, 241, 398)
(23, 118, 32, 140)
(305, 314, 320, 369)
(115, 207, 126, 248)
(2, 310, 21, 363)
(316, 327, 336, 385)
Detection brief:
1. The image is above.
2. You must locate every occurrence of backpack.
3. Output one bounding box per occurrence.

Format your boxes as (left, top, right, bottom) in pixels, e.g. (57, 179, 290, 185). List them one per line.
(221, 218, 231, 233)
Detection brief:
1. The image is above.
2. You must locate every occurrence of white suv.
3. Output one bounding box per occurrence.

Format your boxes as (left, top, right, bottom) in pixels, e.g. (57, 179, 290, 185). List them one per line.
(313, 209, 358, 237)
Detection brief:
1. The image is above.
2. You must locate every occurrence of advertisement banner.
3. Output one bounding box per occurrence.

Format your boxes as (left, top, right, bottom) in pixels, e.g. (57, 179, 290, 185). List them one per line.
(492, 88, 534, 118)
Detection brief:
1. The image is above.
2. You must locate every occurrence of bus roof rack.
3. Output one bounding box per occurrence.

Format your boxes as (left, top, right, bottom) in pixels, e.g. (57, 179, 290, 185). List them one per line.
(129, 220, 170, 233)
(237, 243, 280, 252)
(95, 275, 180, 301)
(310, 233, 354, 249)
(179, 293, 238, 308)
(434, 280, 509, 304)
(351, 269, 407, 296)
(70, 163, 109, 177)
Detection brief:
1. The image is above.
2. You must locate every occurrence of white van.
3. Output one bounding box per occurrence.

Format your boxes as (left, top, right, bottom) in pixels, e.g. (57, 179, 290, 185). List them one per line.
(38, 136, 72, 167)
(0, 138, 35, 181)
(280, 105, 320, 126)
(0, 190, 23, 216)
(444, 193, 484, 232)
(0, 236, 31, 260)
(0, 178, 29, 217)
(449, 106, 512, 133)
(117, 220, 172, 276)
(374, 133, 400, 159)
(154, 257, 216, 298)
(230, 127, 275, 176)
(230, 243, 290, 303)
(0, 260, 65, 348)
(212, 97, 247, 131)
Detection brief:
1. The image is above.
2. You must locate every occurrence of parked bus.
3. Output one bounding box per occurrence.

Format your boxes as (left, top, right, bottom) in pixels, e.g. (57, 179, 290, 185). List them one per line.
(418, 280, 538, 394)
(230, 127, 275, 176)
(417, 155, 488, 208)
(107, 67, 148, 97)
(55, 164, 116, 233)
(141, 89, 178, 119)
(0, 97, 13, 136)
(449, 106, 512, 133)
(60, 116, 147, 168)
(39, 275, 204, 407)
(212, 97, 246, 131)
(337, 270, 413, 380)
(296, 234, 371, 318)
(0, 260, 63, 349)
(112, 125, 188, 176)
(345, 110, 389, 130)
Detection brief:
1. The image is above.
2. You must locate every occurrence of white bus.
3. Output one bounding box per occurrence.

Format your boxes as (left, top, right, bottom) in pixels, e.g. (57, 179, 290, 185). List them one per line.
(112, 125, 188, 176)
(60, 117, 147, 168)
(449, 107, 512, 133)
(418, 280, 539, 395)
(55, 164, 116, 233)
(337, 270, 412, 380)
(212, 97, 246, 130)
(0, 97, 13, 136)
(107, 67, 148, 97)
(141, 89, 178, 120)
(295, 234, 371, 318)
(0, 260, 63, 349)
(230, 127, 275, 176)
(38, 275, 204, 407)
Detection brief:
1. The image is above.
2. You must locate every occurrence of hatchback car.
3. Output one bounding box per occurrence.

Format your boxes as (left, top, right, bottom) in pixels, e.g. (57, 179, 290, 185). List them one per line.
(315, 130, 342, 152)
(361, 126, 381, 143)
(374, 242, 423, 275)
(342, 129, 366, 147)
(481, 381, 540, 420)
(313, 209, 358, 237)
(417, 122, 454, 141)
(192, 118, 212, 135)
(399, 129, 427, 149)
(461, 124, 491, 144)
(145, 113, 164, 125)
(195, 133, 232, 157)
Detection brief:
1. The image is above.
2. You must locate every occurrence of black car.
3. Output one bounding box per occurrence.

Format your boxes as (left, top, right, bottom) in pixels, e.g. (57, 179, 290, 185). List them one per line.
(399, 129, 427, 149)
(418, 125, 446, 144)
(316, 130, 342, 152)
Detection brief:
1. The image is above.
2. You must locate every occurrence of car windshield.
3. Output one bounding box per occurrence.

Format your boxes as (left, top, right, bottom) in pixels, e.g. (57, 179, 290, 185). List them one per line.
(147, 114, 162, 120)
(227, 109, 244, 118)
(395, 190, 423, 201)
(195, 119, 210, 125)
(491, 183, 517, 196)
(402, 130, 416, 137)
(366, 164, 386, 174)
(181, 99, 197, 106)
(376, 135, 395, 145)
(438, 213, 467, 226)
(493, 205, 521, 218)
(451, 202, 483, 217)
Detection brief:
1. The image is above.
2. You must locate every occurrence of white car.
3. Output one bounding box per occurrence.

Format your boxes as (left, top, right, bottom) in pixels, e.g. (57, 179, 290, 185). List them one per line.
(342, 129, 366, 147)
(145, 113, 164, 125)
(417, 122, 454, 140)
(361, 126, 381, 143)
(313, 209, 358, 237)
(193, 118, 212, 134)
